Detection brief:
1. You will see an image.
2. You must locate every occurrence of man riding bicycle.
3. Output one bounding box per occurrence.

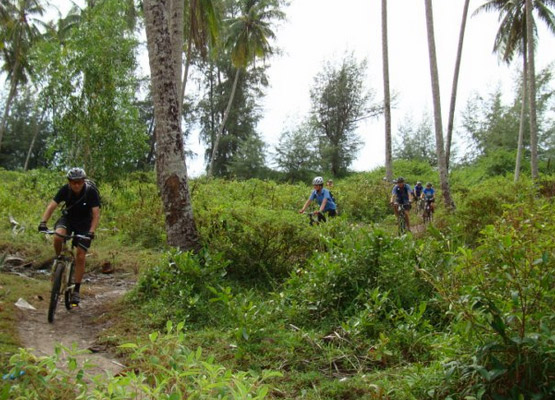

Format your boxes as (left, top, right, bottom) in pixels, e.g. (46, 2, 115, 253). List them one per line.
(413, 181, 423, 201)
(390, 177, 412, 231)
(422, 182, 435, 213)
(38, 168, 101, 307)
(299, 176, 337, 223)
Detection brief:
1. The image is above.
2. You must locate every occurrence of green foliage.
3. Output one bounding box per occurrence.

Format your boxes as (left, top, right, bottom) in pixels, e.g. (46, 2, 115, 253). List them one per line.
(393, 113, 438, 166)
(31, 0, 147, 180)
(426, 199, 555, 398)
(1, 323, 279, 399)
(309, 52, 379, 177)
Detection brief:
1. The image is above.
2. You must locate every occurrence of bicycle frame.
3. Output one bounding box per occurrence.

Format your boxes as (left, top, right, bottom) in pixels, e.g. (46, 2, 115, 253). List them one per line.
(396, 203, 407, 235)
(41, 231, 85, 322)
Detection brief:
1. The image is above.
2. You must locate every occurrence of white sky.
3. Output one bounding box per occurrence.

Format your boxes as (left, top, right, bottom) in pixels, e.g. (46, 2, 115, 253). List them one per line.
(250, 0, 555, 177)
(48, 1, 555, 177)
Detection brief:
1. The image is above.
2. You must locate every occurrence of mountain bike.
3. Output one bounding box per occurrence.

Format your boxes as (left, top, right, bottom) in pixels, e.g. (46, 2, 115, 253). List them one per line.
(422, 199, 434, 224)
(307, 211, 326, 226)
(41, 231, 87, 323)
(394, 202, 409, 235)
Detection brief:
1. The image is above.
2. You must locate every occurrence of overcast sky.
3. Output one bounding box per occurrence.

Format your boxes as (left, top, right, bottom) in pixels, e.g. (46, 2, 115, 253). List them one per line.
(247, 0, 555, 177)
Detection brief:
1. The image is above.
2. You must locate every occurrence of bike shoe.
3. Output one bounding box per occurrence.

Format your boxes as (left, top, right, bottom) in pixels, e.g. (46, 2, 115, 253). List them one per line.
(70, 292, 80, 307)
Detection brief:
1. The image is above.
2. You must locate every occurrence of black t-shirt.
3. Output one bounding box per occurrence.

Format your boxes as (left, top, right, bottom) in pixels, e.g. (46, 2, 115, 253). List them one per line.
(53, 183, 101, 222)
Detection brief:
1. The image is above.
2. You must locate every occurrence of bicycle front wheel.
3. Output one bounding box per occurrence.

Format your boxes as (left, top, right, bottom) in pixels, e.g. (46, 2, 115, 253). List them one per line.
(48, 261, 64, 323)
(398, 211, 406, 235)
(64, 262, 75, 310)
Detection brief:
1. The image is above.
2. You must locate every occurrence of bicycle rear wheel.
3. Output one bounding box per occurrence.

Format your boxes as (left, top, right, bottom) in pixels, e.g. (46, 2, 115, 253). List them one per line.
(48, 261, 64, 323)
(64, 262, 75, 310)
(398, 211, 406, 235)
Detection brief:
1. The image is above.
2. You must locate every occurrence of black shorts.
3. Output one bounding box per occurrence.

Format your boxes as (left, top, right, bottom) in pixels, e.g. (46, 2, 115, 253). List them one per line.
(55, 216, 92, 251)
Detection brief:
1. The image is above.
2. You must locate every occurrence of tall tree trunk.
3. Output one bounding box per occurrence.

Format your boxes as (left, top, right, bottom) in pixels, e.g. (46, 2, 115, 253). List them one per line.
(24, 107, 45, 171)
(446, 0, 470, 171)
(424, 0, 454, 210)
(181, 32, 194, 110)
(169, 0, 184, 118)
(381, 0, 393, 182)
(525, 0, 538, 180)
(0, 63, 20, 151)
(144, 0, 200, 252)
(208, 68, 240, 177)
(515, 51, 527, 182)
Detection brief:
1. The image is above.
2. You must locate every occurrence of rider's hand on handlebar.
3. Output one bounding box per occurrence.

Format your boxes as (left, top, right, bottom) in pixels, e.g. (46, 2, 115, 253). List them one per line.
(38, 221, 48, 232)
(85, 231, 95, 241)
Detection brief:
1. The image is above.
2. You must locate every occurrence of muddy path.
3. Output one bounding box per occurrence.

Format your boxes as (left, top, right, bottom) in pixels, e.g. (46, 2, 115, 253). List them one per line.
(8, 261, 135, 377)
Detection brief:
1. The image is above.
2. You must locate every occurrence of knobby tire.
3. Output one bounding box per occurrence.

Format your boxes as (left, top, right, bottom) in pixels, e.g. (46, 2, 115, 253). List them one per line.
(48, 261, 64, 323)
(64, 262, 75, 310)
(398, 209, 406, 235)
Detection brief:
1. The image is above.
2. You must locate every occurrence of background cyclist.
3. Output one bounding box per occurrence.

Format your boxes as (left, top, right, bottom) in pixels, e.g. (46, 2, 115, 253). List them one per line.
(390, 177, 412, 231)
(299, 176, 337, 223)
(38, 168, 101, 307)
(422, 182, 436, 213)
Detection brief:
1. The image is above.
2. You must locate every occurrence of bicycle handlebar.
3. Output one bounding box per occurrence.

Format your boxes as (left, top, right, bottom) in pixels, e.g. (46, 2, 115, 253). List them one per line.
(40, 231, 90, 240)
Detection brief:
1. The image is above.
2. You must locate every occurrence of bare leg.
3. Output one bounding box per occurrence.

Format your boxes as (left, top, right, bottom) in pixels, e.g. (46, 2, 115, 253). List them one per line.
(54, 227, 67, 257)
(74, 247, 86, 284)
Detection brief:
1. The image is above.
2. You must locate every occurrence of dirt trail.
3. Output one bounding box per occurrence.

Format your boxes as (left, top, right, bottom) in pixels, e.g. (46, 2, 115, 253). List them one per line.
(14, 270, 134, 377)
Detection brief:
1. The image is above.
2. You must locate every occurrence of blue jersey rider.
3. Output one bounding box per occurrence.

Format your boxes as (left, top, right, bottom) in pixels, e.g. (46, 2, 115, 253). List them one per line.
(299, 176, 337, 222)
(413, 181, 424, 200)
(421, 182, 435, 213)
(390, 177, 412, 231)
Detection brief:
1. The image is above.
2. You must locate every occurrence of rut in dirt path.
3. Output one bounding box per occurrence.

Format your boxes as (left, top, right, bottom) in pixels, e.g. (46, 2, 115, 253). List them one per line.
(16, 272, 134, 377)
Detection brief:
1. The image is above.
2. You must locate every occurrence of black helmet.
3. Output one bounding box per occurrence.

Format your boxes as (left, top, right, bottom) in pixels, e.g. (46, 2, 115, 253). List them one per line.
(396, 177, 405, 183)
(67, 167, 86, 181)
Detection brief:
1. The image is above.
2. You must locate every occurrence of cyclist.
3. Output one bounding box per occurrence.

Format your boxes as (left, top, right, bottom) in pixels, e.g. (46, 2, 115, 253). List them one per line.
(390, 177, 412, 231)
(38, 168, 101, 307)
(421, 182, 435, 213)
(299, 176, 337, 223)
(413, 181, 424, 201)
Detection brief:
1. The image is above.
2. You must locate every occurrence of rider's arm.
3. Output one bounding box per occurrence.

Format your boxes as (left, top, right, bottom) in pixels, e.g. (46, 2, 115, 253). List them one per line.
(40, 200, 59, 224)
(89, 206, 100, 234)
(299, 198, 311, 213)
(319, 198, 328, 213)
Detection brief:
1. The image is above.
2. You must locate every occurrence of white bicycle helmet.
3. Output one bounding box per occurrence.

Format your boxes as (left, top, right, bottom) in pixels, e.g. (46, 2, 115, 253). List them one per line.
(312, 176, 324, 185)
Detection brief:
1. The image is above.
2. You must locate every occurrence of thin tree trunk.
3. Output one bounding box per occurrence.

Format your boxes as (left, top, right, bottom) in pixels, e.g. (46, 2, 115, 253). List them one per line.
(181, 32, 194, 110)
(525, 0, 538, 180)
(424, 0, 454, 210)
(515, 52, 527, 182)
(446, 0, 470, 171)
(0, 66, 19, 151)
(208, 68, 240, 177)
(144, 0, 200, 252)
(24, 107, 46, 171)
(381, 0, 393, 182)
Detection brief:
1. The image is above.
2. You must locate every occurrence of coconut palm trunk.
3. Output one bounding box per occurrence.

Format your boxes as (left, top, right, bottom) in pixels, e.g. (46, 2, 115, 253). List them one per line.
(144, 0, 200, 251)
(208, 68, 240, 177)
(446, 0, 470, 171)
(515, 50, 527, 182)
(381, 0, 393, 181)
(424, 0, 455, 210)
(0, 63, 20, 151)
(525, 0, 539, 179)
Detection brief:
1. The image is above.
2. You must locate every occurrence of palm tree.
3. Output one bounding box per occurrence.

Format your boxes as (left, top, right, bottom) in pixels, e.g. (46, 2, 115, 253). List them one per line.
(474, 0, 555, 180)
(144, 0, 200, 251)
(0, 0, 45, 151)
(424, 0, 455, 210)
(381, 0, 393, 182)
(181, 0, 220, 108)
(445, 0, 470, 171)
(208, 0, 284, 177)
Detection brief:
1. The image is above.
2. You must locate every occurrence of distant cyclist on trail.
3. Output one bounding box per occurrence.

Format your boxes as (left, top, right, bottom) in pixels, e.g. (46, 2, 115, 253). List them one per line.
(413, 181, 423, 201)
(299, 176, 337, 223)
(422, 182, 436, 213)
(38, 168, 101, 307)
(390, 177, 412, 231)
